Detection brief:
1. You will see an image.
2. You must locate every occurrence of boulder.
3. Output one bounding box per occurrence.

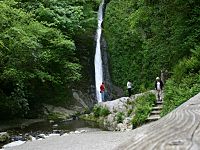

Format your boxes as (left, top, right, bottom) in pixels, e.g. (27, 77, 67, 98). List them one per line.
(123, 117, 132, 125)
(0, 132, 10, 142)
(43, 104, 77, 121)
(107, 114, 115, 123)
(116, 123, 126, 132)
(72, 90, 91, 109)
(74, 131, 81, 134)
(103, 114, 117, 130)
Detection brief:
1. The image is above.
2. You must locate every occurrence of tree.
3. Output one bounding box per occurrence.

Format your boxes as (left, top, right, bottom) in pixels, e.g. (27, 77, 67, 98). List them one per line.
(0, 0, 82, 118)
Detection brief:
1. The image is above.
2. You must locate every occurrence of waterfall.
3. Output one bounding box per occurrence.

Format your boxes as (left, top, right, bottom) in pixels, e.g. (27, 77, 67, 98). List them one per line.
(94, 0, 104, 102)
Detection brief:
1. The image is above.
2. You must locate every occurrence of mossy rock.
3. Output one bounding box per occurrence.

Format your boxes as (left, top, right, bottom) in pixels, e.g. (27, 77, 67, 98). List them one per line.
(47, 112, 69, 121)
(0, 132, 10, 142)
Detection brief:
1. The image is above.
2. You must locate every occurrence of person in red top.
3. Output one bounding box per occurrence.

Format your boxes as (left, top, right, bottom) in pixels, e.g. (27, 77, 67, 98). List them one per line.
(100, 82, 105, 102)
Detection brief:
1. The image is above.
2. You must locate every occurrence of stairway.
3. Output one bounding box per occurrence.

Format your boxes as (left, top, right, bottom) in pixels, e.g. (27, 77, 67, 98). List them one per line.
(147, 101, 163, 122)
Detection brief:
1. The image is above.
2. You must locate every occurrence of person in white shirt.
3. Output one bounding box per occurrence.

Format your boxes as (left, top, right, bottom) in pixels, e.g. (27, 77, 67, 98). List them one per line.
(127, 80, 132, 97)
(155, 77, 164, 101)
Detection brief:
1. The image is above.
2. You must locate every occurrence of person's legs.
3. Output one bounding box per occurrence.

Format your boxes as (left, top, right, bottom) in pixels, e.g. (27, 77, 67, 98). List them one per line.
(157, 90, 161, 101)
(128, 88, 131, 97)
(101, 92, 105, 102)
(160, 90, 162, 101)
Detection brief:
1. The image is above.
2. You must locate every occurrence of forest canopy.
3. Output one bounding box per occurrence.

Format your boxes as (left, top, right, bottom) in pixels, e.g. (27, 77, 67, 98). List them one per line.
(0, 0, 99, 119)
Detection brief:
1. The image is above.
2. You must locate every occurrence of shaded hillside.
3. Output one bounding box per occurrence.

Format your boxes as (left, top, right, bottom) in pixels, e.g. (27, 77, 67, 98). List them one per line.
(104, 0, 200, 93)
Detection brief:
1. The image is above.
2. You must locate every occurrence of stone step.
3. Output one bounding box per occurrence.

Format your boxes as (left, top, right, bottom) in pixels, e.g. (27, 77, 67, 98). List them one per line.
(151, 110, 161, 115)
(156, 101, 163, 105)
(147, 115, 161, 121)
(152, 106, 163, 110)
(156, 104, 163, 108)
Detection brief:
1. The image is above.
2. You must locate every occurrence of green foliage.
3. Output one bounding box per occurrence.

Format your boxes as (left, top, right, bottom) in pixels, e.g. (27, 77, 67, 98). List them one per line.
(127, 109, 133, 117)
(47, 112, 67, 121)
(0, 0, 98, 119)
(131, 93, 155, 128)
(104, 0, 200, 119)
(104, 0, 200, 93)
(92, 105, 110, 117)
(99, 107, 110, 117)
(173, 47, 200, 84)
(161, 50, 200, 116)
(116, 112, 124, 123)
(93, 105, 101, 117)
(17, 0, 98, 36)
(162, 75, 200, 116)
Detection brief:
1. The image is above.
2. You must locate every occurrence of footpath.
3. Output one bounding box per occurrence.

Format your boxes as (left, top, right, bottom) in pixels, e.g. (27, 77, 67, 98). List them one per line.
(4, 92, 200, 150)
(147, 100, 163, 122)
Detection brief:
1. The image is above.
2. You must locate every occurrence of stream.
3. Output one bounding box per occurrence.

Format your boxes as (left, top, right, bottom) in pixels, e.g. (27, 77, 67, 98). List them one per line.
(0, 119, 101, 149)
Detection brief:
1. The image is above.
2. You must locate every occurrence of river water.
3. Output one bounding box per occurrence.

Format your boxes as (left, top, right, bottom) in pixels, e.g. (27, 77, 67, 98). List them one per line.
(0, 119, 101, 148)
(14, 119, 100, 134)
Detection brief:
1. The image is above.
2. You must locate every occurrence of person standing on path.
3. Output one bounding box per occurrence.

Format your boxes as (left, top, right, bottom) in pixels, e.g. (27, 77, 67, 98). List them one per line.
(127, 80, 132, 97)
(155, 77, 164, 101)
(100, 82, 105, 102)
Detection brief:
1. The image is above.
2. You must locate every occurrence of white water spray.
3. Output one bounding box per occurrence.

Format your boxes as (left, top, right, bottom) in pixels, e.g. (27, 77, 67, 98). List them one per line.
(94, 0, 104, 102)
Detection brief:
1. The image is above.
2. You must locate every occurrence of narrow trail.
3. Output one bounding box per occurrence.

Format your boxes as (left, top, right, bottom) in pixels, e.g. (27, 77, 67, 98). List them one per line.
(147, 100, 163, 122)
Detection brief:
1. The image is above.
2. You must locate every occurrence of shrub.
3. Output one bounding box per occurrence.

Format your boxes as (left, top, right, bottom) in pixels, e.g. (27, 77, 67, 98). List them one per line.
(116, 112, 125, 123)
(93, 105, 110, 117)
(127, 109, 133, 116)
(161, 72, 200, 116)
(93, 105, 101, 117)
(162, 51, 200, 116)
(131, 93, 155, 128)
(99, 107, 110, 117)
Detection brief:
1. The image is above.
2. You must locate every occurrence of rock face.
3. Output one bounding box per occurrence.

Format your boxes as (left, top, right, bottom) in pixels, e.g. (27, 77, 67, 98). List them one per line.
(90, 91, 156, 131)
(111, 85, 124, 100)
(99, 97, 129, 113)
(96, 97, 133, 131)
(99, 92, 154, 113)
(101, 36, 113, 101)
(72, 90, 90, 109)
(72, 89, 97, 110)
(43, 104, 77, 120)
(0, 132, 10, 142)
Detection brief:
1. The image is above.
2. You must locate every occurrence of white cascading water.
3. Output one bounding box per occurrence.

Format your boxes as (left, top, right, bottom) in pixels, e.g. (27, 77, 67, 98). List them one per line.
(94, 0, 104, 102)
